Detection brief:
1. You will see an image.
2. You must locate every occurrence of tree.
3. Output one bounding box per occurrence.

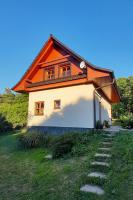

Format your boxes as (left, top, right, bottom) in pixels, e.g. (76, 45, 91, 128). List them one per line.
(0, 91, 28, 129)
(0, 113, 13, 133)
(112, 76, 133, 118)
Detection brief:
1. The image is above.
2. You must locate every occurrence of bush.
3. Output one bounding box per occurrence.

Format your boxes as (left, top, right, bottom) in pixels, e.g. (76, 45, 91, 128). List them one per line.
(51, 133, 75, 158)
(0, 93, 28, 128)
(71, 130, 103, 156)
(0, 114, 13, 134)
(103, 120, 110, 128)
(96, 120, 103, 129)
(51, 131, 98, 158)
(71, 131, 95, 145)
(71, 143, 88, 156)
(120, 114, 133, 129)
(18, 132, 51, 149)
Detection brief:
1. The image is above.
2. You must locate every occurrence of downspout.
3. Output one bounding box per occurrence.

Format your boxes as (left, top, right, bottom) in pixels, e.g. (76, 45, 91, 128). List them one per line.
(93, 78, 115, 128)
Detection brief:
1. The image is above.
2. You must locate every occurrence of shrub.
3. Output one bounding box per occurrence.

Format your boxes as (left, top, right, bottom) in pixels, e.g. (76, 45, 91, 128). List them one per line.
(96, 120, 103, 129)
(51, 131, 98, 158)
(71, 130, 103, 156)
(103, 120, 110, 128)
(0, 93, 28, 128)
(51, 133, 75, 158)
(71, 143, 88, 156)
(120, 114, 133, 129)
(72, 132, 94, 145)
(18, 132, 51, 148)
(0, 114, 13, 134)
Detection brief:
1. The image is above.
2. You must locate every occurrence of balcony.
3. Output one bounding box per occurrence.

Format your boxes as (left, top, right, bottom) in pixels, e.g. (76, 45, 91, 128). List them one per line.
(27, 73, 87, 88)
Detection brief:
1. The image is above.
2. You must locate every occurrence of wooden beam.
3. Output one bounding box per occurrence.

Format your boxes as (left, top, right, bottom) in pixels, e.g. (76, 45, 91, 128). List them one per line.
(39, 55, 70, 67)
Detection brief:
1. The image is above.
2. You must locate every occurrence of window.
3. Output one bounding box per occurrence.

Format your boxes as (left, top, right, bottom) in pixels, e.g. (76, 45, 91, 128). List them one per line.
(45, 67, 55, 80)
(35, 101, 44, 115)
(54, 100, 61, 109)
(59, 63, 71, 77)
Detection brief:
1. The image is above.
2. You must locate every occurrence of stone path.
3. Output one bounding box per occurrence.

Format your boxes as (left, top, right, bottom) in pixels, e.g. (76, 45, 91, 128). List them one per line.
(95, 153, 111, 158)
(44, 154, 52, 159)
(88, 172, 106, 179)
(80, 132, 114, 196)
(98, 147, 111, 151)
(104, 125, 133, 133)
(91, 161, 110, 167)
(80, 184, 105, 195)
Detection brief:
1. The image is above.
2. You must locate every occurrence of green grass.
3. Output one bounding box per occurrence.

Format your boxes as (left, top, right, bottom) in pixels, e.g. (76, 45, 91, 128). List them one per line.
(0, 131, 133, 200)
(0, 132, 101, 200)
(104, 132, 133, 200)
(112, 119, 121, 126)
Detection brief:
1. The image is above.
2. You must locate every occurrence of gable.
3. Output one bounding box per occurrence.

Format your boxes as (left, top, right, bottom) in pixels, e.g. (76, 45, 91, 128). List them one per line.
(28, 44, 83, 84)
(30, 45, 68, 83)
(12, 35, 120, 103)
(12, 38, 84, 91)
(40, 44, 68, 63)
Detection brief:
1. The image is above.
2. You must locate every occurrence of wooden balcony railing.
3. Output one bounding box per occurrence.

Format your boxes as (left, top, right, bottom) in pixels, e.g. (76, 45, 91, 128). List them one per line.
(27, 73, 87, 88)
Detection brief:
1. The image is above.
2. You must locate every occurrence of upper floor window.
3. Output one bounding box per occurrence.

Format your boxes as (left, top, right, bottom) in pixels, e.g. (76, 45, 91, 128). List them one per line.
(59, 63, 71, 77)
(35, 101, 44, 115)
(45, 67, 55, 80)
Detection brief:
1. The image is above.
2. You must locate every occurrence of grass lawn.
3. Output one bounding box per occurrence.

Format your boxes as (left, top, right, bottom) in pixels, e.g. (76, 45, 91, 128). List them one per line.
(0, 131, 133, 200)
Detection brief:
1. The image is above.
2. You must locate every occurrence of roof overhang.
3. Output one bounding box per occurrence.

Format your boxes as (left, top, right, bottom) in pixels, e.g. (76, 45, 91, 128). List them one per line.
(93, 76, 120, 103)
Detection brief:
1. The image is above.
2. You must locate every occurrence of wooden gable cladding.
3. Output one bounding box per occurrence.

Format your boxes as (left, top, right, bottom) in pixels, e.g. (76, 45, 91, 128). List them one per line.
(40, 43, 68, 63)
(27, 59, 84, 87)
(12, 34, 120, 103)
(87, 67, 110, 79)
(12, 36, 83, 91)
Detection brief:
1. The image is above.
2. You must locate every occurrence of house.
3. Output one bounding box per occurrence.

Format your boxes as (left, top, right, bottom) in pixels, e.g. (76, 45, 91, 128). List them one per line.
(12, 35, 120, 134)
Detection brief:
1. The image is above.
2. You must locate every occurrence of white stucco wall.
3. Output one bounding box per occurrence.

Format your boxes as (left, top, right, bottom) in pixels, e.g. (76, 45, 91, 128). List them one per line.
(28, 84, 95, 128)
(95, 95, 100, 122)
(95, 92, 111, 124)
(101, 97, 112, 124)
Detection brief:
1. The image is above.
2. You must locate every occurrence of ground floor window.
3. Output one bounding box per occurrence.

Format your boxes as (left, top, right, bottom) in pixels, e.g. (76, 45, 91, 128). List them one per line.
(35, 101, 44, 115)
(54, 100, 61, 109)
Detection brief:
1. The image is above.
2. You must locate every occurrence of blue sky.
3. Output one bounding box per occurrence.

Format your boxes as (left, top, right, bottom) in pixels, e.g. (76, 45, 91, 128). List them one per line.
(0, 0, 133, 93)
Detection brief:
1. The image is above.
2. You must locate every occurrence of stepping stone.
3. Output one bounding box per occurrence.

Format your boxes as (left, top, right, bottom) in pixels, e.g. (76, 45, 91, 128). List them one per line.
(91, 161, 109, 167)
(104, 135, 113, 137)
(103, 137, 112, 141)
(95, 153, 111, 158)
(80, 184, 105, 195)
(103, 134, 114, 137)
(88, 172, 106, 179)
(98, 147, 111, 151)
(44, 154, 52, 159)
(101, 142, 112, 145)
